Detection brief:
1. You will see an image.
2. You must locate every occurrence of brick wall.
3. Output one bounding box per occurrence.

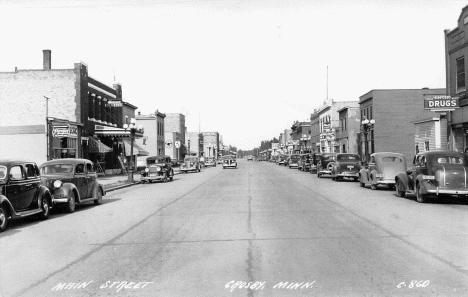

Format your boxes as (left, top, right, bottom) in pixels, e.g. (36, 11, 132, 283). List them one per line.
(0, 69, 78, 126)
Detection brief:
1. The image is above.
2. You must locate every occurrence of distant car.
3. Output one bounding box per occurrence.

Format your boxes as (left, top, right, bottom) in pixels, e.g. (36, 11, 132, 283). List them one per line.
(223, 155, 237, 169)
(40, 158, 105, 213)
(297, 154, 311, 172)
(316, 153, 337, 178)
(217, 157, 224, 164)
(309, 153, 321, 174)
(140, 155, 174, 183)
(205, 157, 217, 167)
(395, 150, 468, 203)
(247, 155, 254, 161)
(278, 155, 288, 165)
(288, 154, 301, 169)
(0, 160, 52, 232)
(180, 156, 202, 173)
(330, 153, 361, 181)
(170, 158, 180, 167)
(359, 152, 407, 190)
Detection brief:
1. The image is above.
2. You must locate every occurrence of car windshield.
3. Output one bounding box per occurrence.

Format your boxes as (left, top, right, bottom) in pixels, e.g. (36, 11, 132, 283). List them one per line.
(382, 156, 403, 162)
(148, 158, 166, 164)
(323, 155, 335, 161)
(435, 156, 466, 165)
(185, 157, 197, 162)
(291, 155, 300, 161)
(337, 154, 359, 161)
(0, 165, 7, 180)
(41, 164, 74, 174)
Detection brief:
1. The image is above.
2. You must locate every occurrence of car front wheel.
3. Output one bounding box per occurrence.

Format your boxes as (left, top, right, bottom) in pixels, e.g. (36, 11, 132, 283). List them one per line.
(0, 204, 8, 232)
(65, 191, 76, 213)
(38, 196, 50, 220)
(416, 184, 428, 203)
(395, 179, 405, 197)
(94, 188, 103, 205)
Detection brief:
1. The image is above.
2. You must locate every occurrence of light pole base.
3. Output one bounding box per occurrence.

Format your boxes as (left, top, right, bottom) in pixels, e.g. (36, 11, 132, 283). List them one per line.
(126, 171, 134, 183)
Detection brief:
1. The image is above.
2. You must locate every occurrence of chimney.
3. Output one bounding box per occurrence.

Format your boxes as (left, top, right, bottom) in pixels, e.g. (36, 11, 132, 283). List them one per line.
(43, 50, 51, 70)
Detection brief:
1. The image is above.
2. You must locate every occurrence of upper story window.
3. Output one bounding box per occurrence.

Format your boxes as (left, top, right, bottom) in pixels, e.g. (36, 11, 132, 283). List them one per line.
(125, 116, 129, 125)
(456, 57, 465, 92)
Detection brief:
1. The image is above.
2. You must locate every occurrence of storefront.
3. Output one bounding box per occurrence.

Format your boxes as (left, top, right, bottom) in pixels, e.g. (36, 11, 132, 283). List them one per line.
(48, 119, 83, 160)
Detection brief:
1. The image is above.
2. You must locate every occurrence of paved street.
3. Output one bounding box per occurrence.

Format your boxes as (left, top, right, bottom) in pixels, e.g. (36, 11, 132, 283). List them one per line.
(1, 159, 468, 297)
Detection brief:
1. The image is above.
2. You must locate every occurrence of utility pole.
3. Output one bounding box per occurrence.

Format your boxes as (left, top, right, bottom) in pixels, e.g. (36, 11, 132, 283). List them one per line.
(44, 96, 50, 160)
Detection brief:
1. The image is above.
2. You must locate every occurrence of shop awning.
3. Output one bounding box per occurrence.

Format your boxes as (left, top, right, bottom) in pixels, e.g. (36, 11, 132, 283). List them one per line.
(94, 125, 144, 138)
(123, 139, 149, 156)
(88, 137, 113, 153)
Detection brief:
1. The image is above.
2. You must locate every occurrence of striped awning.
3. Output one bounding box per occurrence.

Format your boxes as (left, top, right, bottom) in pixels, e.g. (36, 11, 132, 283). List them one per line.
(94, 125, 144, 138)
(123, 139, 149, 156)
(88, 137, 113, 153)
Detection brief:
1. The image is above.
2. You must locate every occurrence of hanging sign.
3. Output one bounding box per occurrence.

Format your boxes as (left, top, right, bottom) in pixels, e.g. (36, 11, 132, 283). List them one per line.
(107, 101, 123, 107)
(424, 96, 459, 112)
(52, 125, 77, 137)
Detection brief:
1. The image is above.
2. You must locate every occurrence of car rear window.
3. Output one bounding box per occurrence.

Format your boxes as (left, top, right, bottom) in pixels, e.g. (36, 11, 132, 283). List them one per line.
(436, 157, 466, 165)
(382, 156, 403, 162)
(337, 154, 359, 161)
(0, 165, 6, 180)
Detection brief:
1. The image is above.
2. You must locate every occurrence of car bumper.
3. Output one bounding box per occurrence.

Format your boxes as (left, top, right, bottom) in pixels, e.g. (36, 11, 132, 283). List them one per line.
(336, 172, 359, 178)
(289, 164, 298, 168)
(318, 170, 332, 175)
(426, 188, 468, 195)
(223, 164, 237, 168)
(141, 175, 165, 181)
(375, 179, 396, 185)
(180, 168, 197, 171)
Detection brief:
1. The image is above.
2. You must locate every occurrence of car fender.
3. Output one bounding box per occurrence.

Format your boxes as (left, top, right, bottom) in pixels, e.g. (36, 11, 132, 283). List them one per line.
(60, 182, 81, 202)
(0, 195, 15, 216)
(37, 186, 52, 209)
(415, 175, 433, 194)
(395, 172, 409, 192)
(89, 181, 106, 198)
(369, 169, 379, 182)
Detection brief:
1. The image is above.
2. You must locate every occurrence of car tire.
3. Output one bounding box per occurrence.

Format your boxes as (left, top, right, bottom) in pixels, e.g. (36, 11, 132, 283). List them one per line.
(94, 188, 103, 205)
(164, 176, 168, 183)
(416, 184, 428, 203)
(170, 170, 174, 181)
(65, 191, 76, 213)
(395, 179, 405, 197)
(0, 204, 8, 232)
(38, 195, 50, 220)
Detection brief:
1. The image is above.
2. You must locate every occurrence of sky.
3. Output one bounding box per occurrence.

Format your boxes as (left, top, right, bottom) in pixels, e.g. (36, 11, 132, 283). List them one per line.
(0, 0, 466, 150)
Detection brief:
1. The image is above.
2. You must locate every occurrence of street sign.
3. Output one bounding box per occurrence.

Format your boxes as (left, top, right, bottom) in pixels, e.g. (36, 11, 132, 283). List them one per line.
(166, 141, 173, 148)
(175, 141, 181, 148)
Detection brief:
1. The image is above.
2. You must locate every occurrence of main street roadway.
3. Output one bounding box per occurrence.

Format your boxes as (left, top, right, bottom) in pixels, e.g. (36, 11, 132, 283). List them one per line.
(1, 160, 468, 297)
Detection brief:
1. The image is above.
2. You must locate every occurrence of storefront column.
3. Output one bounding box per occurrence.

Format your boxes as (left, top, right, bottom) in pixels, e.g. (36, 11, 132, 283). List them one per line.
(95, 96, 101, 122)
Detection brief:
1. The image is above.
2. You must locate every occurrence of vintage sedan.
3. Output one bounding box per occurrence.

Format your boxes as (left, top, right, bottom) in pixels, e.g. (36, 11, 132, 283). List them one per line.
(359, 152, 406, 190)
(0, 160, 52, 232)
(297, 154, 311, 172)
(140, 155, 174, 183)
(331, 153, 361, 181)
(205, 157, 217, 167)
(288, 154, 301, 169)
(40, 158, 105, 213)
(309, 153, 321, 174)
(223, 155, 238, 169)
(277, 155, 288, 165)
(395, 150, 468, 203)
(180, 156, 202, 173)
(316, 153, 337, 178)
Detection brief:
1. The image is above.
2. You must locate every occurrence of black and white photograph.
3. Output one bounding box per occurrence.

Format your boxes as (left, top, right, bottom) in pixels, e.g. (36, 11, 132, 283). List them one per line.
(1, 0, 468, 296)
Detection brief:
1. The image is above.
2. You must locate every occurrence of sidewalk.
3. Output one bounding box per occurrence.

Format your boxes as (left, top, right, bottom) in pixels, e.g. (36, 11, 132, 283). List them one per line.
(99, 167, 182, 192)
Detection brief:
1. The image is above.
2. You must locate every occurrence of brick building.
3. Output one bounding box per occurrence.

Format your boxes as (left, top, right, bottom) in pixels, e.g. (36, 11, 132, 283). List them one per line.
(165, 113, 187, 159)
(185, 132, 204, 157)
(135, 110, 166, 161)
(335, 103, 360, 154)
(201, 132, 219, 158)
(359, 88, 446, 164)
(0, 50, 143, 173)
(290, 121, 311, 153)
(445, 5, 468, 153)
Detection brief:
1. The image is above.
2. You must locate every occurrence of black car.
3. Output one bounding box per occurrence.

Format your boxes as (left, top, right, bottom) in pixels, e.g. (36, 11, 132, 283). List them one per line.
(140, 155, 174, 183)
(40, 158, 105, 213)
(0, 160, 52, 232)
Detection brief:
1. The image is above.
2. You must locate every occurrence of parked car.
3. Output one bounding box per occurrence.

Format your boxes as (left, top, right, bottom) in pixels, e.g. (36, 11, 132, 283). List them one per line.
(330, 153, 361, 181)
(40, 159, 105, 213)
(309, 153, 321, 174)
(205, 157, 217, 167)
(247, 155, 254, 161)
(316, 153, 337, 178)
(297, 154, 311, 172)
(288, 154, 301, 169)
(278, 155, 288, 165)
(217, 156, 225, 164)
(180, 156, 202, 173)
(0, 160, 52, 232)
(359, 152, 407, 189)
(140, 155, 174, 183)
(223, 155, 238, 169)
(395, 150, 468, 203)
(170, 158, 180, 167)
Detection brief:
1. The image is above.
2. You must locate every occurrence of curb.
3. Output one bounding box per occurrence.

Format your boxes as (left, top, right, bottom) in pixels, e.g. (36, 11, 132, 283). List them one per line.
(104, 171, 182, 193)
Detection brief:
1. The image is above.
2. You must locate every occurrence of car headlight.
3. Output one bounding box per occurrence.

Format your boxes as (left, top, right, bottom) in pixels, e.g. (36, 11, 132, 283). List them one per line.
(145, 168, 149, 172)
(53, 180, 62, 188)
(156, 166, 161, 172)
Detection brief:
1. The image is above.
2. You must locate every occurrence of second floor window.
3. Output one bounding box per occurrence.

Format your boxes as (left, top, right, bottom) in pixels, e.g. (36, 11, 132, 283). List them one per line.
(456, 57, 465, 92)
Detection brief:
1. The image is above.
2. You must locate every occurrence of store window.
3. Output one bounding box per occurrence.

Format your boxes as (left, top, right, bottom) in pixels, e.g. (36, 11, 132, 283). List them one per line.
(456, 57, 465, 92)
(425, 141, 430, 151)
(52, 137, 77, 159)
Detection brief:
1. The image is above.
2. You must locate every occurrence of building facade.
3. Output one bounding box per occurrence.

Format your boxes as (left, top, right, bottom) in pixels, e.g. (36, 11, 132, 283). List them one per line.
(445, 5, 468, 153)
(185, 132, 204, 157)
(359, 89, 446, 164)
(135, 110, 166, 159)
(165, 113, 187, 158)
(0, 50, 144, 174)
(201, 132, 219, 158)
(335, 104, 360, 154)
(290, 121, 311, 153)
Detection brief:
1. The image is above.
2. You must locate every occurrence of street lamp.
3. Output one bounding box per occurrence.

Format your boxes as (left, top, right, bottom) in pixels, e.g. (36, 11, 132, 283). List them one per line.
(361, 118, 375, 166)
(123, 118, 143, 183)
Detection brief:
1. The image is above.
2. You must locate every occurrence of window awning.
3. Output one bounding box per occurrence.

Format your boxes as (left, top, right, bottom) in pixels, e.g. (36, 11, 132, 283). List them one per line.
(122, 139, 149, 156)
(88, 137, 113, 153)
(94, 125, 144, 138)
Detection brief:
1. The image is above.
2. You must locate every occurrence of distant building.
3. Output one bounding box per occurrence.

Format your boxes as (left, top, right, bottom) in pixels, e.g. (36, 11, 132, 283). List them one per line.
(335, 103, 360, 154)
(185, 132, 203, 157)
(445, 5, 468, 152)
(165, 113, 187, 159)
(201, 132, 220, 158)
(290, 121, 311, 153)
(136, 110, 166, 159)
